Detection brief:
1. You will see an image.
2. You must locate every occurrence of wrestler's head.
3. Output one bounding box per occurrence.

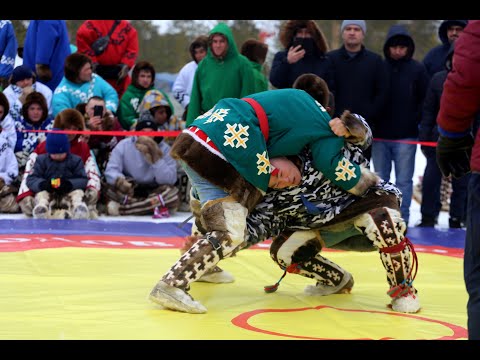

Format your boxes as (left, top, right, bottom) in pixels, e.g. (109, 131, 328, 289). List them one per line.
(268, 157, 302, 189)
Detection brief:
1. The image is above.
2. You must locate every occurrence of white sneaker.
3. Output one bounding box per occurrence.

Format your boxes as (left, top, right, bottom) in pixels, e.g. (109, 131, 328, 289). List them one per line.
(148, 281, 207, 314)
(197, 266, 235, 283)
(304, 271, 354, 296)
(391, 292, 421, 313)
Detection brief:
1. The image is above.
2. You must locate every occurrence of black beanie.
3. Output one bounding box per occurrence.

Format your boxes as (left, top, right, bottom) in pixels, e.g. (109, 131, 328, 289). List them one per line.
(136, 111, 158, 131)
(10, 65, 35, 84)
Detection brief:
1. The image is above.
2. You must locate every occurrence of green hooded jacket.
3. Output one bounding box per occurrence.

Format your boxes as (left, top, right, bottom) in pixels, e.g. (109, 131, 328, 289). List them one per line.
(117, 85, 174, 130)
(191, 88, 362, 193)
(186, 22, 257, 126)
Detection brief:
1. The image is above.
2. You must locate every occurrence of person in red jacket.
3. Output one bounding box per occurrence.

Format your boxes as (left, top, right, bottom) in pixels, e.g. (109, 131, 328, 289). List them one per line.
(436, 20, 480, 340)
(76, 20, 139, 98)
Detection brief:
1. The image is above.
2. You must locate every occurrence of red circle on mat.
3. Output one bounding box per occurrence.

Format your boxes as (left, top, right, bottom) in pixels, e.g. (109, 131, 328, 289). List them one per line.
(231, 305, 467, 340)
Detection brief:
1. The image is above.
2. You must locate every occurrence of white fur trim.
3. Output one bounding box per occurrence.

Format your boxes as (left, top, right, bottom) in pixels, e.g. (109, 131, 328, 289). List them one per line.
(276, 230, 317, 265)
(183, 129, 226, 161)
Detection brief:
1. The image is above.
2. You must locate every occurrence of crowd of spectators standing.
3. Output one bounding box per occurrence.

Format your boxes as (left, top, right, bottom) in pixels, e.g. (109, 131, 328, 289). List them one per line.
(0, 19, 474, 228)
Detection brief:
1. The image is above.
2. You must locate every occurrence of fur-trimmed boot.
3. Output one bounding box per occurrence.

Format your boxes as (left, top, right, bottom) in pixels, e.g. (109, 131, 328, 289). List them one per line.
(185, 192, 235, 284)
(33, 191, 51, 219)
(354, 207, 420, 313)
(268, 230, 354, 295)
(149, 197, 248, 313)
(69, 189, 89, 219)
(0, 182, 20, 213)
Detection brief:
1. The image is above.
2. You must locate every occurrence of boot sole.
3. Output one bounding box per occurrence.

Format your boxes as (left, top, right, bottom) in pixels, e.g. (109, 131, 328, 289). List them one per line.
(149, 281, 207, 314)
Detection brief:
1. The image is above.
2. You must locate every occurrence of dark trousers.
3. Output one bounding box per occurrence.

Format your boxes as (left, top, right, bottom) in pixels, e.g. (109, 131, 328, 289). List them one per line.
(465, 172, 480, 340)
(421, 152, 469, 220)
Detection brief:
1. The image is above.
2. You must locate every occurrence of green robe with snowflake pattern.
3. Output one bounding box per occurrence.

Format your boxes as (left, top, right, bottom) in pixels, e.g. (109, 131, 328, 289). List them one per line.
(190, 88, 362, 193)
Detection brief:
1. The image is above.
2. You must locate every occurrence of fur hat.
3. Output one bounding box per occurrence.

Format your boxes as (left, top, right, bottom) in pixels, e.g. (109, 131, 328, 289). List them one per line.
(53, 108, 85, 131)
(241, 39, 268, 65)
(189, 35, 209, 63)
(131, 60, 156, 88)
(10, 65, 35, 85)
(0, 92, 9, 120)
(46, 130, 70, 154)
(64, 53, 92, 82)
(341, 20, 366, 34)
(293, 73, 330, 109)
(21, 91, 49, 123)
(136, 111, 158, 131)
(280, 20, 328, 54)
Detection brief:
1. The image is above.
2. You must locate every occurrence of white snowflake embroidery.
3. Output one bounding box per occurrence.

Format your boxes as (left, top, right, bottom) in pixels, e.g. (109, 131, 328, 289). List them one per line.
(204, 108, 230, 124)
(256, 151, 271, 175)
(196, 107, 214, 119)
(315, 100, 327, 112)
(223, 123, 249, 148)
(335, 158, 357, 181)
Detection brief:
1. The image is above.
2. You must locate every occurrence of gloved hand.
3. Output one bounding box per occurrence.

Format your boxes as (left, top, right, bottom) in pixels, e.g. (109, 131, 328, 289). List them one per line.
(117, 64, 129, 85)
(115, 177, 134, 196)
(84, 188, 99, 205)
(35, 64, 52, 83)
(436, 134, 474, 178)
(135, 136, 163, 164)
(19, 196, 35, 216)
(55, 178, 73, 194)
(39, 180, 54, 192)
(15, 151, 31, 168)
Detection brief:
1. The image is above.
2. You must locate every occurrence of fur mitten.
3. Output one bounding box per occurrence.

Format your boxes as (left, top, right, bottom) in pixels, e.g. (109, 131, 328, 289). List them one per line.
(340, 110, 368, 144)
(0, 177, 5, 190)
(115, 177, 134, 196)
(135, 136, 163, 165)
(35, 64, 52, 83)
(84, 188, 99, 205)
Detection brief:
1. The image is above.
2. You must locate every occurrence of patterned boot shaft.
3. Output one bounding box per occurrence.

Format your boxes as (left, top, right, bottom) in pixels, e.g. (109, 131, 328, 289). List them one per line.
(163, 199, 247, 289)
(354, 207, 419, 312)
(269, 230, 352, 294)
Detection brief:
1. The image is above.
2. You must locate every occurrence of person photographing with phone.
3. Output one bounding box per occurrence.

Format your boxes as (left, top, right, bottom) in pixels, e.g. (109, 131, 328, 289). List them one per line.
(81, 96, 124, 173)
(269, 20, 334, 90)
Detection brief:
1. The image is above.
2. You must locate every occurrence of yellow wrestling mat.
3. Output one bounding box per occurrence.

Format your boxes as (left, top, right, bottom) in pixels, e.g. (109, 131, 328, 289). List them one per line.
(0, 246, 467, 340)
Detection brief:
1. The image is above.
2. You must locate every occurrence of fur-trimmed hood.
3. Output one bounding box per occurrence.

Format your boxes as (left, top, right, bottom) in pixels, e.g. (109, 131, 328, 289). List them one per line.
(279, 20, 328, 54)
(21, 91, 49, 124)
(64, 53, 92, 83)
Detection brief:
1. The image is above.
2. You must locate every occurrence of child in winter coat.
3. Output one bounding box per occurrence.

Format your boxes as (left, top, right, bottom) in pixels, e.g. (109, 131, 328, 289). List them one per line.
(26, 130, 89, 219)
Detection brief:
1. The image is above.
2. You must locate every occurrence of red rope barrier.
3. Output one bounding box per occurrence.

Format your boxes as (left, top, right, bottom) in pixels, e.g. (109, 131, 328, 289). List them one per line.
(22, 129, 182, 137)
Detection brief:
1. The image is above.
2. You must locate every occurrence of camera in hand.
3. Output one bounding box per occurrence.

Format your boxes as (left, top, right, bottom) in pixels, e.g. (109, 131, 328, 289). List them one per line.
(93, 105, 104, 117)
(291, 37, 304, 49)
